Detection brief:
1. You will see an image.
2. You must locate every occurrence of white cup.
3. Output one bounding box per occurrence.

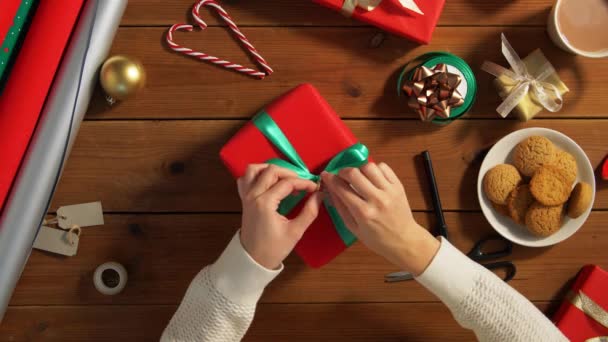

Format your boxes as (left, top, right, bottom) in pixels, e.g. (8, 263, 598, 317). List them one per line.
(547, 0, 608, 58)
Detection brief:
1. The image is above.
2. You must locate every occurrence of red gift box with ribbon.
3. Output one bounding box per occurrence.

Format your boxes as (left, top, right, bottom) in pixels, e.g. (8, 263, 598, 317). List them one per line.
(312, 0, 445, 44)
(220, 84, 369, 268)
(553, 265, 608, 341)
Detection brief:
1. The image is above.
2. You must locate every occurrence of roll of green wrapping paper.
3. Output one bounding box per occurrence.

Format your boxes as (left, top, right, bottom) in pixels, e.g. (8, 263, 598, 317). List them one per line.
(397, 52, 477, 124)
(0, 0, 38, 89)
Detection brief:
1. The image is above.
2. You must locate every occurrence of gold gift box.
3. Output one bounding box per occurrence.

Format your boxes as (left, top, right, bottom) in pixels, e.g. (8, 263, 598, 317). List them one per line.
(494, 49, 569, 121)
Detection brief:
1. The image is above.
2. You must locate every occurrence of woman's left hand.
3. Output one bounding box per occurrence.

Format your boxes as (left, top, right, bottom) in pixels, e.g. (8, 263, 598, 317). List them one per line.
(238, 164, 323, 270)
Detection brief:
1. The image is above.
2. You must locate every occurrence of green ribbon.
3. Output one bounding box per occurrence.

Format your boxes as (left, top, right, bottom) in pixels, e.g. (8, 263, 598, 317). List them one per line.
(252, 111, 369, 246)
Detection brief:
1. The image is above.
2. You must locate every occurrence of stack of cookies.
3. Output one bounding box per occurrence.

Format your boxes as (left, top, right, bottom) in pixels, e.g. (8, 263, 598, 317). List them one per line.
(483, 136, 593, 237)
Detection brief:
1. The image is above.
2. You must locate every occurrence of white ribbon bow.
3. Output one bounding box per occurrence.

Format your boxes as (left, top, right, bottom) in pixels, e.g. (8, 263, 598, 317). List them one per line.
(342, 0, 424, 17)
(482, 33, 563, 118)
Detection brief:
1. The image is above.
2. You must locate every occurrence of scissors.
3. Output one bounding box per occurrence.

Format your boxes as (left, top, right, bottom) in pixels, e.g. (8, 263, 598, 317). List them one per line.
(384, 151, 517, 283)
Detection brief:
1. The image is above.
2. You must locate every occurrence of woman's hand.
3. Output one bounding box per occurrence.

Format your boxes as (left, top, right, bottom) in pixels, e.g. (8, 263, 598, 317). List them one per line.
(321, 162, 440, 275)
(238, 164, 323, 270)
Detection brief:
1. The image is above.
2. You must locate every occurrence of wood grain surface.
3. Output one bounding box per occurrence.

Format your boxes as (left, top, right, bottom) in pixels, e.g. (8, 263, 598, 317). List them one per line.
(3, 0, 607, 340)
(86, 27, 607, 119)
(1, 302, 556, 341)
(52, 120, 607, 212)
(8, 212, 606, 306)
(0, 304, 461, 341)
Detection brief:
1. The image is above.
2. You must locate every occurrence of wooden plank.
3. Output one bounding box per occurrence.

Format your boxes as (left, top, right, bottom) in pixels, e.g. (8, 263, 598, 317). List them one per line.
(87, 27, 607, 119)
(51, 120, 607, 212)
(2, 302, 556, 341)
(10, 212, 606, 306)
(121, 0, 554, 27)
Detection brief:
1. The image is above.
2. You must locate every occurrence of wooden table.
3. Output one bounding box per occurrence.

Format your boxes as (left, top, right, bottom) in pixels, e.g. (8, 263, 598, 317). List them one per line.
(1, 1, 607, 340)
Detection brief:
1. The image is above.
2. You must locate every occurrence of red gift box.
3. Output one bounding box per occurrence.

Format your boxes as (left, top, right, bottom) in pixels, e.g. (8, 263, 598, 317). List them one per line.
(554, 265, 608, 341)
(220, 84, 367, 267)
(313, 0, 445, 44)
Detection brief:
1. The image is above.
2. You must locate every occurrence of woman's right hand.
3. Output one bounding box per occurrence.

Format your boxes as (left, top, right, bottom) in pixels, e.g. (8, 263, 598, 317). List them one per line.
(321, 162, 440, 276)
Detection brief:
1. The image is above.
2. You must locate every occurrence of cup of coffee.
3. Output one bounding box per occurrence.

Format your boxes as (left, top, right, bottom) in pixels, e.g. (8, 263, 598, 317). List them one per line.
(547, 0, 608, 58)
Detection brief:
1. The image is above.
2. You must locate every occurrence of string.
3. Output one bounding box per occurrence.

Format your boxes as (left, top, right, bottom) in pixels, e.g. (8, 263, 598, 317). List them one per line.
(32, 0, 100, 245)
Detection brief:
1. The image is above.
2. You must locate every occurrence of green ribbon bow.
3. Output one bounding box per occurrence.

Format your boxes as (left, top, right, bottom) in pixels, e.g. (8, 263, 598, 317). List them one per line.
(253, 111, 369, 246)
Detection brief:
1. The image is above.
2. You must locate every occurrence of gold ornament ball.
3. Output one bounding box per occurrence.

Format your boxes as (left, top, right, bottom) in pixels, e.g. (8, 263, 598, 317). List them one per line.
(100, 55, 146, 101)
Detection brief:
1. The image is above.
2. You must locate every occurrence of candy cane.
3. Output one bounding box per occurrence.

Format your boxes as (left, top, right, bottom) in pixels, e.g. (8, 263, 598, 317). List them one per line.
(166, 0, 273, 79)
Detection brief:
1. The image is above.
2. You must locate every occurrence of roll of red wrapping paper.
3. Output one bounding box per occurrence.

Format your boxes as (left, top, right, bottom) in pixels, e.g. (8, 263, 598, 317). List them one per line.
(0, 0, 84, 211)
(0, 0, 128, 320)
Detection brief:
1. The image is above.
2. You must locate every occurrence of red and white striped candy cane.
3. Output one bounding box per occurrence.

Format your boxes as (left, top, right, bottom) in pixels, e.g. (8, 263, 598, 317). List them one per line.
(166, 0, 273, 79)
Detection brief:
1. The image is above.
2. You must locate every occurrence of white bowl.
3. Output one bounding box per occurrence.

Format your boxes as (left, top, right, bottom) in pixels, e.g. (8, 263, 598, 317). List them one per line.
(477, 127, 595, 247)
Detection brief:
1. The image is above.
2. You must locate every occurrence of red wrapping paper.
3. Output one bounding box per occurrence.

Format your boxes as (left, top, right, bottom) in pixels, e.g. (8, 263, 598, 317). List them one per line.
(554, 265, 608, 341)
(313, 0, 445, 44)
(220, 84, 366, 267)
(0, 1, 21, 41)
(0, 0, 84, 211)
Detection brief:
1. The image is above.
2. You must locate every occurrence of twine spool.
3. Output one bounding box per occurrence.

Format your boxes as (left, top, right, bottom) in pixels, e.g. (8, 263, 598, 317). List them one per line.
(93, 262, 128, 295)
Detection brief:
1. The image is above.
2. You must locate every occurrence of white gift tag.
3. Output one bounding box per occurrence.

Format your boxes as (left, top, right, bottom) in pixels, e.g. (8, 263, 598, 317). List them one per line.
(57, 201, 104, 229)
(33, 226, 79, 256)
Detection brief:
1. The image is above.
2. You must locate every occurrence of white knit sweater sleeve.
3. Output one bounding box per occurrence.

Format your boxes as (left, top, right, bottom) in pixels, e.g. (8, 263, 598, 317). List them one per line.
(160, 232, 282, 342)
(416, 237, 567, 342)
(161, 233, 567, 342)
